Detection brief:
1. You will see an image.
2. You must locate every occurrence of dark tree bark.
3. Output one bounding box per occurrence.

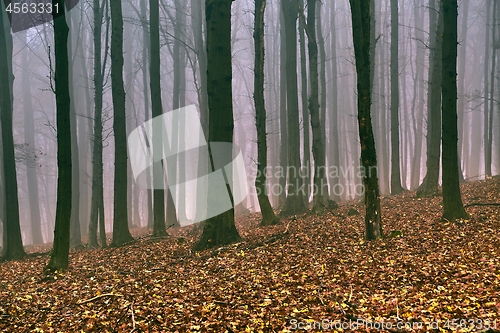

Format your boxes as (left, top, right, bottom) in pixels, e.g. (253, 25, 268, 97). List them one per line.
(441, 0, 468, 220)
(0, 3, 25, 260)
(21, 31, 43, 245)
(348, 0, 383, 240)
(45, 0, 72, 271)
(417, 0, 442, 197)
(486, 0, 497, 177)
(110, 0, 133, 246)
(67, 14, 82, 248)
(280, 0, 307, 216)
(278, 6, 288, 208)
(390, 0, 403, 195)
(483, 0, 492, 177)
(254, 0, 278, 226)
(298, 0, 310, 207)
(150, 0, 167, 236)
(89, 0, 108, 248)
(306, 0, 327, 214)
(139, 0, 153, 229)
(194, 0, 241, 251)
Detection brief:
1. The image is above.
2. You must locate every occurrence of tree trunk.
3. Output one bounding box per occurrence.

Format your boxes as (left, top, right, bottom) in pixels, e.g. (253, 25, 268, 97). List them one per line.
(306, 0, 327, 214)
(0, 3, 25, 260)
(194, 0, 241, 251)
(349, 0, 383, 240)
(89, 0, 107, 248)
(441, 0, 468, 220)
(21, 31, 43, 245)
(486, 0, 497, 177)
(278, 6, 288, 208)
(254, 0, 278, 226)
(110, 0, 133, 246)
(45, 0, 72, 271)
(417, 0, 442, 197)
(329, 0, 341, 202)
(390, 0, 403, 195)
(280, 0, 307, 216)
(150, 0, 168, 236)
(298, 0, 310, 207)
(457, 0, 469, 179)
(67, 13, 82, 248)
(139, 0, 153, 229)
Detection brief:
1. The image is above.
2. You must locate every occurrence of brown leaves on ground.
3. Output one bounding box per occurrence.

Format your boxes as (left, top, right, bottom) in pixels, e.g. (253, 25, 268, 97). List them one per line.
(1, 178, 500, 332)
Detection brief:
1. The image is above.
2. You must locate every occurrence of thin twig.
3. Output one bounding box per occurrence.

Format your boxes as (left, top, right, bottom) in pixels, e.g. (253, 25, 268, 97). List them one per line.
(131, 301, 136, 330)
(78, 293, 124, 304)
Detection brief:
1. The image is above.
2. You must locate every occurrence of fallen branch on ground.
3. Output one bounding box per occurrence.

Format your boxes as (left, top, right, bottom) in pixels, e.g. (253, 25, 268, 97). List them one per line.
(78, 293, 124, 304)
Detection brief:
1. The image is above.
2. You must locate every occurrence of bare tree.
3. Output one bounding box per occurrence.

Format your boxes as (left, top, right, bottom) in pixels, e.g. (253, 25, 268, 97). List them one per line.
(254, 0, 278, 226)
(194, 0, 241, 251)
(390, 0, 404, 195)
(0, 2, 25, 260)
(45, 0, 73, 271)
(110, 0, 133, 246)
(349, 0, 383, 240)
(280, 0, 307, 216)
(441, 0, 468, 220)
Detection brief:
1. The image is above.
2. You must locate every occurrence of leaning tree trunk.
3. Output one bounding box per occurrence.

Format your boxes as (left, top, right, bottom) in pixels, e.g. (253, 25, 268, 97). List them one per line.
(441, 0, 468, 221)
(194, 0, 241, 251)
(0, 3, 25, 260)
(254, 0, 278, 226)
(110, 0, 133, 246)
(45, 0, 73, 271)
(349, 0, 383, 240)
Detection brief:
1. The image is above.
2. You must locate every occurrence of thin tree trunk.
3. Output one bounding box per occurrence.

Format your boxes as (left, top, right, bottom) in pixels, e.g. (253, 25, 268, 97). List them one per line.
(417, 0, 442, 197)
(22, 31, 43, 245)
(150, 0, 167, 236)
(298, 0, 310, 206)
(89, 0, 107, 248)
(254, 0, 278, 226)
(306, 0, 327, 214)
(390, 0, 404, 195)
(486, 0, 497, 177)
(278, 6, 288, 208)
(329, 0, 341, 202)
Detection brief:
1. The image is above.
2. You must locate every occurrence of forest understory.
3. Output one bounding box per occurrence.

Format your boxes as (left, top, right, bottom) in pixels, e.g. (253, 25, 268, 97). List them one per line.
(1, 177, 500, 332)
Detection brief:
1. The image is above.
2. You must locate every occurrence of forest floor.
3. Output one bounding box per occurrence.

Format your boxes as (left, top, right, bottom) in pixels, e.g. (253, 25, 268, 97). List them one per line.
(1, 178, 500, 332)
